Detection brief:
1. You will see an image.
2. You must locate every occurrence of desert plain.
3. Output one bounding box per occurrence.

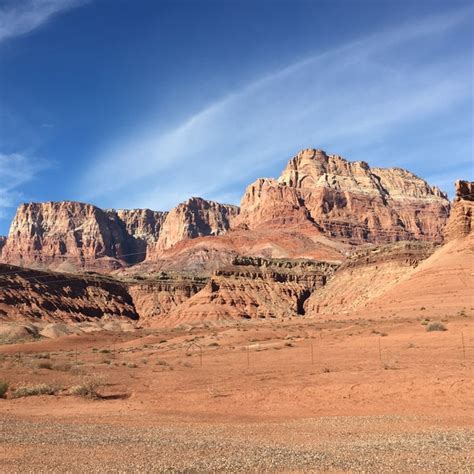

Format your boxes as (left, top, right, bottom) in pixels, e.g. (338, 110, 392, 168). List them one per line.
(0, 150, 473, 472)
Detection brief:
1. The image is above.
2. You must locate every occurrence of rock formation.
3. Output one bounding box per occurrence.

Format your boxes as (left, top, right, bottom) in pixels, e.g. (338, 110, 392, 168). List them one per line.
(236, 149, 450, 244)
(128, 273, 207, 321)
(162, 257, 338, 325)
(0, 148, 465, 327)
(1, 198, 237, 271)
(151, 197, 239, 253)
(0, 236, 6, 256)
(444, 180, 473, 241)
(306, 180, 474, 319)
(0, 263, 138, 321)
(1, 202, 133, 270)
(304, 241, 436, 317)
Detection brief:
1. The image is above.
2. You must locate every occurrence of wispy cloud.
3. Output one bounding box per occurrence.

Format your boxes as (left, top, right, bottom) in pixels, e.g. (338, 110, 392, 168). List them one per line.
(0, 153, 47, 220)
(0, 0, 86, 43)
(82, 6, 473, 210)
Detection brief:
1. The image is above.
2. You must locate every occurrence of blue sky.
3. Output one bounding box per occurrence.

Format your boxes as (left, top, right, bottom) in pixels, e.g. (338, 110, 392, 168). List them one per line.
(0, 0, 472, 235)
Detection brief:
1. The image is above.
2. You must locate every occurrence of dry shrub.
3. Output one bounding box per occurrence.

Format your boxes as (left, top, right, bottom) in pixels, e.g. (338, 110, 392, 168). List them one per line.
(11, 383, 61, 398)
(0, 380, 8, 398)
(69, 374, 105, 399)
(426, 322, 447, 332)
(36, 361, 53, 370)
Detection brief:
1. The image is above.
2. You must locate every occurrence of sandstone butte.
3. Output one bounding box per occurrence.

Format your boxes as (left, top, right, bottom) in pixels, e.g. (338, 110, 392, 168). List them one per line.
(0, 148, 470, 326)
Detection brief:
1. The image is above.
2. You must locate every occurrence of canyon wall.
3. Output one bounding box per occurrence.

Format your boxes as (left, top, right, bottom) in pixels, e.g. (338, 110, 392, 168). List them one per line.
(127, 274, 208, 321)
(162, 257, 339, 326)
(1, 198, 237, 271)
(150, 197, 239, 254)
(236, 149, 450, 244)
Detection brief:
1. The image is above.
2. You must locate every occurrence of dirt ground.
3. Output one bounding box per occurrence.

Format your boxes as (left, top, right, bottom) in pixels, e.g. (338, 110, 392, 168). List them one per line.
(1, 315, 473, 472)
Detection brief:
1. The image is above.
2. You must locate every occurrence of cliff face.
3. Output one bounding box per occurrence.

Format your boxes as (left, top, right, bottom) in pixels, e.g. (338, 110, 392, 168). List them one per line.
(1, 202, 131, 270)
(1, 198, 237, 270)
(444, 180, 473, 241)
(0, 148, 453, 276)
(236, 149, 450, 244)
(151, 197, 239, 254)
(0, 237, 6, 256)
(162, 257, 338, 326)
(128, 274, 207, 321)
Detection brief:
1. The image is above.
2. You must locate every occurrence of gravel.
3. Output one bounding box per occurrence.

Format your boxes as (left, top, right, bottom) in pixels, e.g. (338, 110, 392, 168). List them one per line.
(1, 415, 473, 472)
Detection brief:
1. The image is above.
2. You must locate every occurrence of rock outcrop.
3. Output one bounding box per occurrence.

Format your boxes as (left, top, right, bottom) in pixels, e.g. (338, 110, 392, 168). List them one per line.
(1, 202, 133, 270)
(304, 241, 436, 317)
(0, 236, 6, 256)
(236, 149, 450, 244)
(0, 264, 138, 321)
(1, 198, 237, 271)
(444, 180, 473, 241)
(127, 273, 207, 321)
(360, 232, 474, 319)
(151, 197, 239, 253)
(162, 257, 338, 325)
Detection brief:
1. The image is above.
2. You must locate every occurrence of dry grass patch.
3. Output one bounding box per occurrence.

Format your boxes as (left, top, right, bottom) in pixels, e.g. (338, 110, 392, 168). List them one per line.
(11, 383, 61, 399)
(426, 322, 447, 332)
(69, 374, 105, 399)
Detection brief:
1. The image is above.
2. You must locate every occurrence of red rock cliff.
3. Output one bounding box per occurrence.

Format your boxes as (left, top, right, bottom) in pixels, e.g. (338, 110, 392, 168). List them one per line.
(236, 149, 450, 244)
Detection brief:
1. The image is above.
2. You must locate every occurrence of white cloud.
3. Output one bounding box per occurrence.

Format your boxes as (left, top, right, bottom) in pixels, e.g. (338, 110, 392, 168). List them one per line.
(0, 0, 87, 43)
(0, 153, 46, 219)
(82, 6, 473, 210)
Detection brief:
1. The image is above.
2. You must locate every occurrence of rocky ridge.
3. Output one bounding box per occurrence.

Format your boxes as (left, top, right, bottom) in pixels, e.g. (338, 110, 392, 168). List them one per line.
(0, 263, 138, 322)
(444, 180, 473, 241)
(150, 197, 239, 255)
(0, 149, 465, 326)
(1, 198, 237, 271)
(161, 257, 339, 325)
(304, 241, 436, 317)
(236, 149, 450, 244)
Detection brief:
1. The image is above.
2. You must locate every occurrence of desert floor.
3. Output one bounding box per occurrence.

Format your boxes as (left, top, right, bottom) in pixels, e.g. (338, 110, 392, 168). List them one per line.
(1, 315, 473, 472)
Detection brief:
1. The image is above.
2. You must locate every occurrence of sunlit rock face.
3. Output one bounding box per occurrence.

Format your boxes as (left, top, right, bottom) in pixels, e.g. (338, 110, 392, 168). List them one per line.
(236, 148, 450, 244)
(444, 180, 473, 241)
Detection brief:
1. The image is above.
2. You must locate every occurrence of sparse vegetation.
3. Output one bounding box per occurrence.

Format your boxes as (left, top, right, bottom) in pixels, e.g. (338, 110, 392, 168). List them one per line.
(11, 383, 61, 398)
(69, 375, 104, 399)
(36, 361, 53, 370)
(0, 380, 9, 398)
(34, 352, 51, 359)
(426, 322, 447, 332)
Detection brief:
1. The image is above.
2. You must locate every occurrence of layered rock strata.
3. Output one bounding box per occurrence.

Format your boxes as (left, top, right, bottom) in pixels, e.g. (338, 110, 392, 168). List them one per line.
(444, 180, 473, 241)
(304, 241, 436, 317)
(1, 198, 237, 270)
(151, 197, 239, 253)
(162, 257, 339, 325)
(236, 149, 450, 244)
(0, 264, 138, 321)
(128, 273, 208, 321)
